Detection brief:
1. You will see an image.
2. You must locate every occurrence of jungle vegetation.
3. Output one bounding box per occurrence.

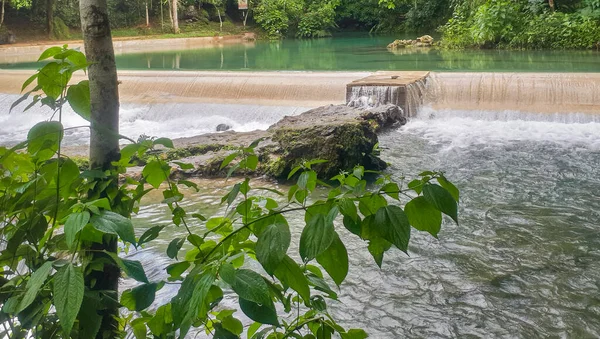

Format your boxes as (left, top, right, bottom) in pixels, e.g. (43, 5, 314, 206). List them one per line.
(0, 0, 599, 48)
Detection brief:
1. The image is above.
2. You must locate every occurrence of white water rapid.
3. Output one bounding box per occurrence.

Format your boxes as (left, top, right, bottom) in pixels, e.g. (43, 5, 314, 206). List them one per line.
(0, 93, 309, 146)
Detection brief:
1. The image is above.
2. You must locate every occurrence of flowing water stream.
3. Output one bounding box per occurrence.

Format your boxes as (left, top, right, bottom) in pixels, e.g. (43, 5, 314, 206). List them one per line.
(126, 104, 600, 338)
(2, 69, 599, 337)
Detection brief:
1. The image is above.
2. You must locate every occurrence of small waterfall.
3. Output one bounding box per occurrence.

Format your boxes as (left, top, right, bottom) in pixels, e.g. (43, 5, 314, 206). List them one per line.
(425, 72, 600, 114)
(347, 86, 403, 108)
(346, 77, 428, 117)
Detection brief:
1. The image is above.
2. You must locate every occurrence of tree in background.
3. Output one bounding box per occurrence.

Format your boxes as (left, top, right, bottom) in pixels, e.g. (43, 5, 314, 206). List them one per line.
(254, 0, 340, 38)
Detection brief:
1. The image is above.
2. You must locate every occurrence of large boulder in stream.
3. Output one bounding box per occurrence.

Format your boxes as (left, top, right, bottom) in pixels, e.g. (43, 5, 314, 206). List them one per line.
(110, 104, 406, 181)
(264, 104, 404, 178)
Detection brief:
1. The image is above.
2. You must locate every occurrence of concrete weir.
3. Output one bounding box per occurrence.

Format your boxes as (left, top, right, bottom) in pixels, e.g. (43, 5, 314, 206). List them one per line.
(346, 71, 430, 117)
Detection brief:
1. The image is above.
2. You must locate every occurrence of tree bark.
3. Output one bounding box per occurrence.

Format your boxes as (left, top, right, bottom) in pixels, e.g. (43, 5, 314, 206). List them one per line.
(171, 0, 179, 33)
(1, 0, 5, 29)
(79, 0, 121, 337)
(217, 8, 222, 32)
(549, 0, 555, 11)
(145, 0, 150, 26)
(46, 0, 55, 38)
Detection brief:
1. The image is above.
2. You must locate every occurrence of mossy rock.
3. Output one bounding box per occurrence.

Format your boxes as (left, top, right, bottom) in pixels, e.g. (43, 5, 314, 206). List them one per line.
(266, 104, 403, 179)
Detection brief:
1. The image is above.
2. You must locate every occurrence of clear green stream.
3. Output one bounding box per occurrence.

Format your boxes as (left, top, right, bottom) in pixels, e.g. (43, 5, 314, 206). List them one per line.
(2, 34, 600, 72)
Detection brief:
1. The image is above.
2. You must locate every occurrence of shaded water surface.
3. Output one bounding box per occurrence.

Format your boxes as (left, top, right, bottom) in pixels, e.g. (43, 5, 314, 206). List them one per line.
(2, 34, 600, 72)
(130, 108, 600, 338)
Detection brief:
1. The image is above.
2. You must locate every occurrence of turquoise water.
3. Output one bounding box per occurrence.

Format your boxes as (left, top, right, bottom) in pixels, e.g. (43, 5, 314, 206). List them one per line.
(2, 34, 600, 72)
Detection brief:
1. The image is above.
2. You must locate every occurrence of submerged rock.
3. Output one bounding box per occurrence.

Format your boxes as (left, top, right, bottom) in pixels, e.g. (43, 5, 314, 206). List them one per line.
(216, 123, 232, 132)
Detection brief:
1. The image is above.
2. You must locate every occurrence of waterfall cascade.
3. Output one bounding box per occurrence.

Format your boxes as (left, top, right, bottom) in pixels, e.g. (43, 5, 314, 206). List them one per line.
(424, 72, 600, 114)
(346, 71, 429, 117)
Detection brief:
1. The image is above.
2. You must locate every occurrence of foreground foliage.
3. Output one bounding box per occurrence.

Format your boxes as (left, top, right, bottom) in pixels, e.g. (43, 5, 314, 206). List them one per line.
(0, 47, 459, 338)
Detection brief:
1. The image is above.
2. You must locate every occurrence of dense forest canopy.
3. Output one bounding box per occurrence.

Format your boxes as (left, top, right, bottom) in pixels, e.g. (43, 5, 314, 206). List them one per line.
(0, 0, 599, 48)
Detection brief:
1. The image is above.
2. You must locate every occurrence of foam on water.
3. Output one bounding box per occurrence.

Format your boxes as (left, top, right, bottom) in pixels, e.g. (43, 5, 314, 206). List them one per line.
(0, 94, 309, 146)
(402, 106, 600, 151)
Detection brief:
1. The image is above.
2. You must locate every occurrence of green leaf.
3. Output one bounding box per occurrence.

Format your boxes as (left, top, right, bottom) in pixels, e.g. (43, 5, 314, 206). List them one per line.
(367, 237, 392, 268)
(239, 298, 279, 326)
(407, 179, 423, 194)
(121, 283, 157, 311)
(27, 121, 63, 161)
(38, 62, 68, 100)
(187, 233, 204, 247)
(381, 182, 400, 200)
(147, 304, 173, 337)
(21, 73, 38, 92)
(90, 210, 137, 245)
(342, 215, 361, 237)
(231, 269, 273, 308)
(10, 90, 32, 112)
(298, 171, 317, 191)
(65, 211, 91, 249)
(220, 152, 239, 170)
(245, 154, 259, 171)
(247, 322, 262, 338)
(166, 261, 190, 279)
(437, 176, 460, 202)
(219, 312, 243, 335)
(274, 256, 310, 302)
(358, 194, 388, 216)
(77, 292, 103, 339)
(142, 160, 169, 189)
(67, 80, 91, 121)
(214, 323, 239, 339)
(138, 225, 166, 246)
(65, 49, 88, 68)
(373, 206, 411, 253)
(299, 214, 335, 262)
(131, 319, 147, 339)
(423, 184, 459, 224)
(107, 254, 149, 283)
(404, 196, 442, 237)
(167, 237, 185, 260)
(172, 271, 216, 338)
(38, 46, 63, 61)
(341, 329, 368, 339)
(256, 222, 291, 275)
(316, 233, 348, 286)
(54, 263, 84, 336)
(153, 137, 174, 149)
(338, 198, 358, 222)
(17, 261, 53, 312)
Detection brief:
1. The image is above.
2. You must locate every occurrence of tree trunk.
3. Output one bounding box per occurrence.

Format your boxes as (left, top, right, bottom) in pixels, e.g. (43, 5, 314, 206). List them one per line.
(217, 8, 222, 32)
(46, 0, 54, 38)
(167, 0, 173, 29)
(79, 0, 121, 337)
(1, 0, 5, 29)
(146, 0, 150, 26)
(242, 10, 248, 28)
(549, 0, 555, 11)
(171, 0, 179, 33)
